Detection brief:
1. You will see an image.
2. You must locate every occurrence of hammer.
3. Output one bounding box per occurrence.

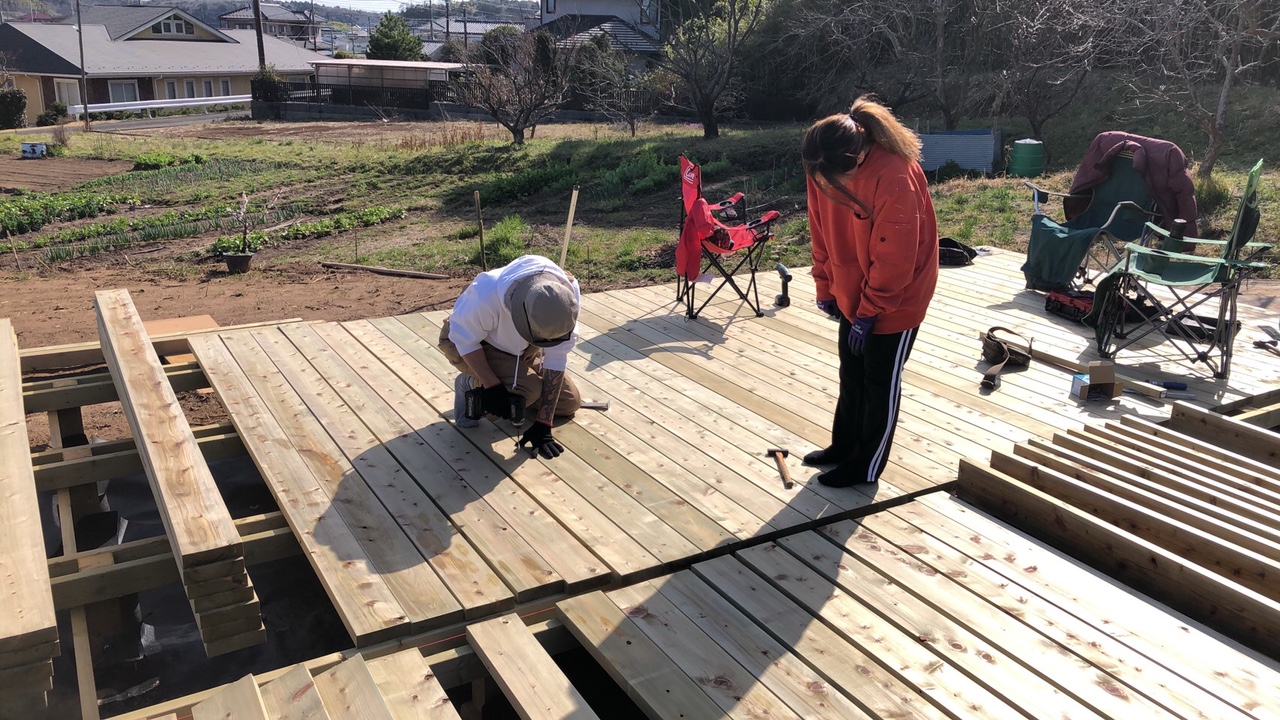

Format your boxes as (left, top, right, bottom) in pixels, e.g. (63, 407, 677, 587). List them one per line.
(766, 448, 793, 489)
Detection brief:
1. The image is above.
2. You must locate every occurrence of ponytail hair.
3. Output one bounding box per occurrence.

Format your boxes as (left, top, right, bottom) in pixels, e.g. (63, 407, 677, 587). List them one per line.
(801, 96, 922, 211)
(848, 96, 922, 162)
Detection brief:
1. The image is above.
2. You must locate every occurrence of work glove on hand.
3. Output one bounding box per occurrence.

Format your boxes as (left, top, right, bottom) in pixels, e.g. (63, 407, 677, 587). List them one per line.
(847, 315, 877, 356)
(519, 421, 564, 459)
(480, 384, 514, 419)
(816, 299, 840, 318)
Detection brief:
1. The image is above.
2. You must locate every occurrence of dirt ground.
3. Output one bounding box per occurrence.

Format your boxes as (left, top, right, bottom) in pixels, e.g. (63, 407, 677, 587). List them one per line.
(0, 156, 135, 193)
(9, 262, 468, 449)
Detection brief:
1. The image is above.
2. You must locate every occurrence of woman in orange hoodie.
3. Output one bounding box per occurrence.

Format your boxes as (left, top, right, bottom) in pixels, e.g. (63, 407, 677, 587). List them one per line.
(802, 97, 939, 486)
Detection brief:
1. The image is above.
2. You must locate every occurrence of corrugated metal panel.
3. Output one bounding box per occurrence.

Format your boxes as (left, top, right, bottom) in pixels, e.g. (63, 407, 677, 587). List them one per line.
(919, 130, 1003, 173)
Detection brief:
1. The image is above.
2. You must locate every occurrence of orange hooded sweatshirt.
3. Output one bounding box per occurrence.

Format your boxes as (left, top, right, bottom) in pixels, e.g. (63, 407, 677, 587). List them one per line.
(809, 144, 939, 334)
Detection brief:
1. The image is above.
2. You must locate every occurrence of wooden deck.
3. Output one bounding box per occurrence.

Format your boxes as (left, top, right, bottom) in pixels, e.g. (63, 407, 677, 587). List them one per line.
(556, 493, 1280, 719)
(175, 248, 1280, 649)
(8, 246, 1280, 717)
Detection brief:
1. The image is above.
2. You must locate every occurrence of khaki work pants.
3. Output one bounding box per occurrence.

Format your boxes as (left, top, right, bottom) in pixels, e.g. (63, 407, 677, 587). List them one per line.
(438, 318, 582, 418)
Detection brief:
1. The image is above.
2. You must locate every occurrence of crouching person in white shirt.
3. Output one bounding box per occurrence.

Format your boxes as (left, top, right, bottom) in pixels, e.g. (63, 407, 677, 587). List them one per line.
(437, 255, 583, 459)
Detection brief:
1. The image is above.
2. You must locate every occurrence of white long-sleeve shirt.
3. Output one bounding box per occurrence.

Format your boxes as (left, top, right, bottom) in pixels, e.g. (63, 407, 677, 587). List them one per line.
(448, 255, 580, 374)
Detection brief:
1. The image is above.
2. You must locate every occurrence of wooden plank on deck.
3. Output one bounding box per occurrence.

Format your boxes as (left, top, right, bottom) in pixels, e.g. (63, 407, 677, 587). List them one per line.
(93, 290, 241, 570)
(365, 649, 461, 720)
(0, 319, 57, 655)
(191, 673, 269, 720)
(189, 334, 413, 647)
(557, 593, 723, 720)
(466, 614, 599, 720)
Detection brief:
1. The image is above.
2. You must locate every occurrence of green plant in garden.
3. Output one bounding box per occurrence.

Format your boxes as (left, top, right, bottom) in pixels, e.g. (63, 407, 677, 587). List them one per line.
(0, 191, 134, 236)
(213, 231, 268, 255)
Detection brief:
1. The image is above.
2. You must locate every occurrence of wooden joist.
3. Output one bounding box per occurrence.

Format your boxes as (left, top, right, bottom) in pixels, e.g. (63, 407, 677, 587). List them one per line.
(1169, 400, 1280, 466)
(18, 316, 304, 372)
(955, 458, 1280, 657)
(0, 318, 58, 706)
(466, 614, 599, 720)
(94, 289, 260, 656)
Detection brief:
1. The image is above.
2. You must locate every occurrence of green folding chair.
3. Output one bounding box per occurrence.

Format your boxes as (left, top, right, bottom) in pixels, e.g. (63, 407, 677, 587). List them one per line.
(1022, 151, 1156, 292)
(1088, 159, 1270, 378)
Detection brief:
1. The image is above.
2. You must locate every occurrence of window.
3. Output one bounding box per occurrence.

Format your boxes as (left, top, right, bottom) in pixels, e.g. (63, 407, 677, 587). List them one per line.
(544, 0, 555, 14)
(203, 80, 214, 97)
(164, 80, 177, 99)
(162, 21, 172, 33)
(185, 22, 194, 34)
(54, 79, 81, 107)
(220, 79, 232, 96)
(152, 23, 162, 33)
(640, 0, 655, 24)
(184, 80, 196, 98)
(109, 81, 139, 103)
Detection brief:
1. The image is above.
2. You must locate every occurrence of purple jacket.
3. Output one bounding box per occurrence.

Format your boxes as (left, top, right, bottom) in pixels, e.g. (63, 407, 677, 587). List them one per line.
(1065, 131, 1199, 236)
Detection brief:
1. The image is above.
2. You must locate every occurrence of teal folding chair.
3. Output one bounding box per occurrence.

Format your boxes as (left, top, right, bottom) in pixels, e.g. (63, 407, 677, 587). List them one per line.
(1022, 151, 1156, 292)
(1089, 159, 1270, 378)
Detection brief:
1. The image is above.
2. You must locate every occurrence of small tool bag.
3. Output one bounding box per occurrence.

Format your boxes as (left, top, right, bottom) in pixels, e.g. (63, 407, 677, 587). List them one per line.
(981, 327, 1032, 390)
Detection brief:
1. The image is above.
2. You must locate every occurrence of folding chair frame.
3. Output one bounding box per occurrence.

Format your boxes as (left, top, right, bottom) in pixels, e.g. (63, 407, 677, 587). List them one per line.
(676, 233, 771, 320)
(1093, 160, 1269, 379)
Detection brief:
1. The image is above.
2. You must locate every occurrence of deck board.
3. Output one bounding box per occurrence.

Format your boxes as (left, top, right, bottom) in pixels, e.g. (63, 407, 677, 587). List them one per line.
(119, 249, 1280, 649)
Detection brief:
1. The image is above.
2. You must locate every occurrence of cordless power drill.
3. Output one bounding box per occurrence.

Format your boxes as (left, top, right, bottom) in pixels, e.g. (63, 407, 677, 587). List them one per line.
(464, 387, 527, 426)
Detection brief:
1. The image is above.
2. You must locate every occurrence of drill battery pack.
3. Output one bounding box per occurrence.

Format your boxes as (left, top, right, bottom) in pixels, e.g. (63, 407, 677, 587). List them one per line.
(464, 387, 526, 425)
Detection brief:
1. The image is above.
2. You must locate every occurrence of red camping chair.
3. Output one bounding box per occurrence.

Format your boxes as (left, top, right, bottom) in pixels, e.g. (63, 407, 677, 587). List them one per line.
(675, 155, 780, 319)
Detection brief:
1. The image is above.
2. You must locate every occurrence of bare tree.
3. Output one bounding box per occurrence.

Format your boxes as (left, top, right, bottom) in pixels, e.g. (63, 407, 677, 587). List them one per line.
(775, 0, 998, 128)
(452, 30, 573, 145)
(1117, 0, 1280, 177)
(659, 0, 767, 139)
(578, 45, 658, 137)
(989, 0, 1110, 139)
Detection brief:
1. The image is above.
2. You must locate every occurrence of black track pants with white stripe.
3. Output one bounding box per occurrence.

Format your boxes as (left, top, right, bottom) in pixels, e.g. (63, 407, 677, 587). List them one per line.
(831, 317, 919, 483)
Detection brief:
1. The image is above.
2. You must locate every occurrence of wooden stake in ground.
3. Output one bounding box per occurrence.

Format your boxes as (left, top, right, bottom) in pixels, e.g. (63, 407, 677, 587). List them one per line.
(559, 185, 580, 268)
(474, 190, 487, 271)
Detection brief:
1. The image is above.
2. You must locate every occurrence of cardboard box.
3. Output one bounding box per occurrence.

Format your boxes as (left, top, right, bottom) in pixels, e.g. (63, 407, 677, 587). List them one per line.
(1071, 361, 1122, 401)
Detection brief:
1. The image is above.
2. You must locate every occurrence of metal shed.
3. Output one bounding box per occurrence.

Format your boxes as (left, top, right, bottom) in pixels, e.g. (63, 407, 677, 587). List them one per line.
(918, 129, 1004, 174)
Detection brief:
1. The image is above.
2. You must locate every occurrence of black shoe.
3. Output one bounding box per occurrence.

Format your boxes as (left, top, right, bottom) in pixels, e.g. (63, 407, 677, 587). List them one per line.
(803, 447, 848, 466)
(816, 463, 879, 488)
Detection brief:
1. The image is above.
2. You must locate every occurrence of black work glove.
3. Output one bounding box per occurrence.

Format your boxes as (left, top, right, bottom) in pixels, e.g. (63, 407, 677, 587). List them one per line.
(480, 384, 514, 419)
(519, 421, 563, 459)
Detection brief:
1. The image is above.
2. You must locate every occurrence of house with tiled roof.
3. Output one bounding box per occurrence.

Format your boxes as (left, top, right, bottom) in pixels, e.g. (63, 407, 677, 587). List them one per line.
(532, 0, 659, 40)
(219, 3, 318, 47)
(1, 5, 324, 124)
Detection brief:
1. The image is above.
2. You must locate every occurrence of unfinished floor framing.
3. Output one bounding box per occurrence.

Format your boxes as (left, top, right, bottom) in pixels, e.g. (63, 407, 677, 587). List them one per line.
(6, 248, 1280, 718)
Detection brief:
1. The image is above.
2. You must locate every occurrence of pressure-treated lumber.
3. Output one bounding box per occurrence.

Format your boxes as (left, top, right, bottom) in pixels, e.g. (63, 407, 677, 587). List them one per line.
(18, 316, 303, 372)
(0, 319, 58, 657)
(1169, 401, 1280, 465)
(365, 649, 461, 720)
(189, 333, 415, 646)
(259, 663, 329, 720)
(320, 262, 449, 280)
(313, 656, 396, 720)
(955, 458, 1280, 657)
(94, 290, 242, 570)
(191, 673, 270, 720)
(466, 614, 599, 720)
(557, 593, 723, 720)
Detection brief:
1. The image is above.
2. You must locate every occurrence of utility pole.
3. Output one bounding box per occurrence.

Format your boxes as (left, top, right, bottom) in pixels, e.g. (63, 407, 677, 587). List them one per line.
(73, 0, 91, 131)
(250, 0, 267, 73)
(308, 0, 316, 50)
(444, 0, 450, 43)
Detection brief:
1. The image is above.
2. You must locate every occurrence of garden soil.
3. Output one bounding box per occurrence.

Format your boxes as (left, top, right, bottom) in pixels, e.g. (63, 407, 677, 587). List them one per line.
(5, 263, 468, 448)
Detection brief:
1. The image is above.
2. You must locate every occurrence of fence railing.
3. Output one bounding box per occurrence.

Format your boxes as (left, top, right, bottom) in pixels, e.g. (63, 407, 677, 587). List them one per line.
(250, 79, 664, 117)
(67, 95, 251, 116)
(252, 79, 448, 110)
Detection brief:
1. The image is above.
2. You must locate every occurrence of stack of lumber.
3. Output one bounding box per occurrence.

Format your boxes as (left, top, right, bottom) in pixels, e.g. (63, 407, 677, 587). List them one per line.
(95, 290, 263, 657)
(956, 400, 1280, 658)
(0, 319, 59, 709)
(142, 648, 459, 720)
(1212, 387, 1280, 429)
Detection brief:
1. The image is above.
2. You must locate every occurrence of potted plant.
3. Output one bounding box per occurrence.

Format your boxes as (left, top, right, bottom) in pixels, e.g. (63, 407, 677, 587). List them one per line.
(213, 230, 266, 272)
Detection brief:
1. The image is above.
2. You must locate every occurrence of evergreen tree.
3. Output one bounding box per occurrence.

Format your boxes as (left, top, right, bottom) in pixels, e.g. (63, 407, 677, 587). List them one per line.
(367, 12, 425, 61)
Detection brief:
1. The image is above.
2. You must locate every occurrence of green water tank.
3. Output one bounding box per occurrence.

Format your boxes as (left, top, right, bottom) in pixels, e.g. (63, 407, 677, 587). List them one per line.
(1008, 139, 1045, 178)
